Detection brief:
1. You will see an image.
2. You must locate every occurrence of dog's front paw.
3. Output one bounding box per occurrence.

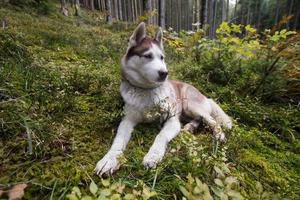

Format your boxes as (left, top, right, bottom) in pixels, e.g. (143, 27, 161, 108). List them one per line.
(142, 150, 164, 168)
(94, 153, 120, 177)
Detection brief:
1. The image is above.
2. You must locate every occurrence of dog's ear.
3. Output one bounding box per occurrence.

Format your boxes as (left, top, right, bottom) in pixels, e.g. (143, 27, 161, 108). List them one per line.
(129, 22, 146, 47)
(155, 27, 163, 49)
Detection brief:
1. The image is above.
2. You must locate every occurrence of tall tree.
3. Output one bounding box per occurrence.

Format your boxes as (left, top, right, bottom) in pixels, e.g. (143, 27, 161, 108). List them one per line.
(233, 0, 238, 22)
(213, 0, 218, 38)
(226, 0, 229, 22)
(257, 0, 263, 31)
(221, 0, 226, 22)
(294, 1, 300, 30)
(114, 0, 118, 20)
(127, 0, 132, 22)
(202, 0, 209, 28)
(90, 0, 95, 10)
(143, 0, 151, 24)
(159, 0, 166, 29)
(118, 0, 122, 21)
(74, 0, 81, 16)
(60, 0, 68, 16)
(246, 0, 251, 24)
(178, 0, 182, 31)
(105, 0, 112, 24)
(274, 0, 280, 25)
(286, 0, 294, 29)
(195, 0, 201, 30)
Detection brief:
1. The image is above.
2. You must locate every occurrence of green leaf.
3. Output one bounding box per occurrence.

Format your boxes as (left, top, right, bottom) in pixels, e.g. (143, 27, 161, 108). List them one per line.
(97, 194, 106, 200)
(220, 192, 228, 200)
(214, 166, 225, 178)
(66, 194, 79, 200)
(214, 178, 224, 187)
(227, 190, 243, 199)
(110, 194, 121, 200)
(100, 188, 111, 196)
(255, 182, 263, 194)
(89, 181, 98, 195)
(82, 196, 93, 200)
(245, 25, 256, 34)
(101, 179, 110, 187)
(211, 186, 222, 197)
(124, 194, 135, 200)
(72, 187, 82, 198)
(224, 176, 237, 186)
(179, 186, 191, 198)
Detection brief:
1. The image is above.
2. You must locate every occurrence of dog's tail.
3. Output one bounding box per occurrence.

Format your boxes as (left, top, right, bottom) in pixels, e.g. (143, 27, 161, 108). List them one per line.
(208, 99, 232, 129)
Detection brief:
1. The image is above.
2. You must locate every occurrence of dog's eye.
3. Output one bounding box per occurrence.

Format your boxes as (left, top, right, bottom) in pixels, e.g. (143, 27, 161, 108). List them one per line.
(160, 55, 164, 60)
(143, 54, 153, 59)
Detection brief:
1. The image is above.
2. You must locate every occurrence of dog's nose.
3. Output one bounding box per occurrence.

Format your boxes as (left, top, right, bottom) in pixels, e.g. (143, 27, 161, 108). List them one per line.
(158, 70, 168, 81)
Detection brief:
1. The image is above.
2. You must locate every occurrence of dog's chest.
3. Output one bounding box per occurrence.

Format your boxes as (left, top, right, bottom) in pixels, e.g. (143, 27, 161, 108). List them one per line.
(120, 81, 177, 121)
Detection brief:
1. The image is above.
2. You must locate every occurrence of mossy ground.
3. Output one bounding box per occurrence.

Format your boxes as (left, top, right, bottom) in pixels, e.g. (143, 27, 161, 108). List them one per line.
(0, 3, 299, 200)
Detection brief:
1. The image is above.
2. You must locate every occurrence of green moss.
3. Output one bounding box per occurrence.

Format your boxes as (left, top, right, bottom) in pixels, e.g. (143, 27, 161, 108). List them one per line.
(0, 3, 299, 200)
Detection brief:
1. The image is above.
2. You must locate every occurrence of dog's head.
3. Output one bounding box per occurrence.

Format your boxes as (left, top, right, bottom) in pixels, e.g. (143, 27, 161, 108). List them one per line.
(121, 22, 168, 89)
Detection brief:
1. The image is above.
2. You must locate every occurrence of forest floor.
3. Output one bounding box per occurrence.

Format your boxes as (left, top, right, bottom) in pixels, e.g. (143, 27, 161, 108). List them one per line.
(0, 3, 299, 200)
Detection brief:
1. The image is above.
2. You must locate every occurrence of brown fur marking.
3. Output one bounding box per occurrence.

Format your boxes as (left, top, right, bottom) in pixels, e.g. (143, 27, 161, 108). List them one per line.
(126, 37, 162, 61)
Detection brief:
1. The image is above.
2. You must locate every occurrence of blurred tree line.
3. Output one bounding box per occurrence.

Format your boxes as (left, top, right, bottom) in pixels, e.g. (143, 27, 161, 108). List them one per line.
(63, 0, 300, 37)
(3, 0, 299, 36)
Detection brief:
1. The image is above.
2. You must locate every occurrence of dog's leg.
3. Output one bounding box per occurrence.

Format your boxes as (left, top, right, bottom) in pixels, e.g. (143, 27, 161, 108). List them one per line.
(94, 117, 138, 176)
(143, 117, 181, 168)
(183, 120, 200, 133)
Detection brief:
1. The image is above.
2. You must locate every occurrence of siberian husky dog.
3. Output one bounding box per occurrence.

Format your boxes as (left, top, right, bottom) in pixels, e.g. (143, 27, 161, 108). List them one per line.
(95, 22, 232, 176)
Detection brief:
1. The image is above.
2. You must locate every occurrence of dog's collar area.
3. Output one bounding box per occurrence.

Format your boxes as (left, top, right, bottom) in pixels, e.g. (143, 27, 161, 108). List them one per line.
(121, 76, 161, 90)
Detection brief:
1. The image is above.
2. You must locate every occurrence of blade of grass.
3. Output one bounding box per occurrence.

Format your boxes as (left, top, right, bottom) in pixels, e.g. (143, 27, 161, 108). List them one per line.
(22, 118, 33, 155)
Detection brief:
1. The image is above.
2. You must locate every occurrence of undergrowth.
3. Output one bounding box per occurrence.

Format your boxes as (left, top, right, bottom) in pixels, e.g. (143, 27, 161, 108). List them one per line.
(0, 2, 299, 200)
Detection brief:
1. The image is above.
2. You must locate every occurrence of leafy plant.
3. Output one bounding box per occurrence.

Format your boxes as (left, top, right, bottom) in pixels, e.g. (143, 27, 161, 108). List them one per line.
(67, 179, 156, 200)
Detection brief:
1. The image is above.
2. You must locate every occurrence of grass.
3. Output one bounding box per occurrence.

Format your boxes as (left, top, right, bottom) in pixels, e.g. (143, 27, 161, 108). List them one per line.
(0, 3, 299, 199)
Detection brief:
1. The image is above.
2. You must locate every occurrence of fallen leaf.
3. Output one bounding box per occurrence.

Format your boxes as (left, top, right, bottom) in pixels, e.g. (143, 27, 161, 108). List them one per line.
(8, 183, 27, 200)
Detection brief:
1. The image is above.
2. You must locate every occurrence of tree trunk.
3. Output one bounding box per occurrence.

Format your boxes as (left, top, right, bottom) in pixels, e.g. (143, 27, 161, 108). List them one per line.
(60, 0, 68, 16)
(105, 0, 112, 24)
(134, 0, 138, 22)
(286, 0, 294, 29)
(159, 0, 166, 29)
(221, 0, 226, 22)
(113, 0, 118, 20)
(179, 0, 182, 31)
(246, 0, 251, 24)
(294, 1, 300, 30)
(240, 0, 244, 24)
(254, 0, 259, 27)
(208, 0, 213, 37)
(128, 0, 132, 22)
(213, 0, 218, 38)
(118, 0, 122, 20)
(143, 0, 151, 24)
(233, 0, 237, 22)
(257, 0, 262, 31)
(74, 0, 81, 16)
(196, 0, 201, 30)
(204, 0, 208, 25)
(226, 0, 229, 22)
(90, 0, 95, 10)
(274, 0, 280, 25)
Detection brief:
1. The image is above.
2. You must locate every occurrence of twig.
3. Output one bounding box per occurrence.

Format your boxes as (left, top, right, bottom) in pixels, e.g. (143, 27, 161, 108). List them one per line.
(251, 56, 280, 95)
